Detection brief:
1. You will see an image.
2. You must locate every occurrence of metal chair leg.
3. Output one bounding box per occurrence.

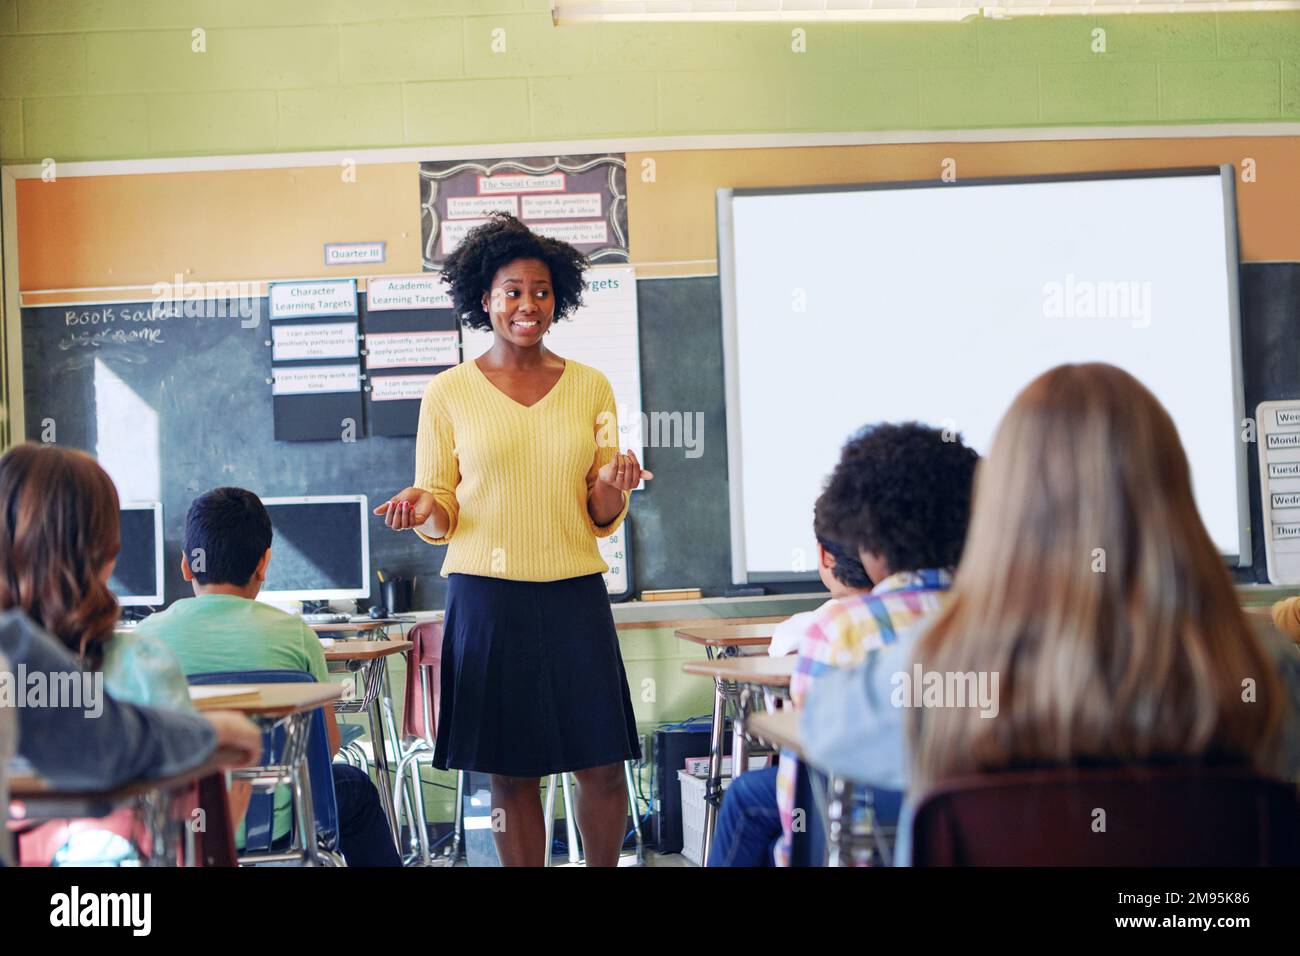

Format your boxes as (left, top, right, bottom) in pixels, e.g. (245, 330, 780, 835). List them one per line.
(624, 759, 644, 865)
(560, 771, 581, 863)
(406, 757, 432, 866)
(449, 770, 465, 862)
(542, 774, 558, 867)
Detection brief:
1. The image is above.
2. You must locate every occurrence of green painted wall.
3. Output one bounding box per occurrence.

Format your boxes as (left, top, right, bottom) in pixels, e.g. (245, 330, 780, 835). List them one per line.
(1, 2, 1297, 164)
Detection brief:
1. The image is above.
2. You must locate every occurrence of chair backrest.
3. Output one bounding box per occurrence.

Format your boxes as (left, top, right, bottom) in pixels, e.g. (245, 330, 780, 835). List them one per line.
(187, 669, 339, 853)
(910, 764, 1300, 866)
(402, 621, 443, 743)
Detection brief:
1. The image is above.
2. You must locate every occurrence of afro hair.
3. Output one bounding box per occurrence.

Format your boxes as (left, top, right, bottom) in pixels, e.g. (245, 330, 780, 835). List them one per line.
(438, 213, 589, 331)
(814, 422, 979, 574)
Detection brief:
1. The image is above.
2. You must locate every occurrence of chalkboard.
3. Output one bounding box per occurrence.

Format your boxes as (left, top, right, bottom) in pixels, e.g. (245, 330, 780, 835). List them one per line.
(20, 266, 1298, 606)
(1241, 263, 1300, 583)
(19, 280, 738, 610)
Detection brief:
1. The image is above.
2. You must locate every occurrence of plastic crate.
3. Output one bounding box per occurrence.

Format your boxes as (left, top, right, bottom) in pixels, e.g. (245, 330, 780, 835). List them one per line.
(678, 771, 731, 866)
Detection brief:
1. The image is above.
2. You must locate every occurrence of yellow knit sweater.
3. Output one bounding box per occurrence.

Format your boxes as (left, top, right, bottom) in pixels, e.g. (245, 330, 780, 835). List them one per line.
(413, 357, 629, 582)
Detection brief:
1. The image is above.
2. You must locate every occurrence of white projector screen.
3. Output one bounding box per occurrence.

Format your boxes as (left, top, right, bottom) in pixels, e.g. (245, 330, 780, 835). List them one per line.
(718, 167, 1247, 584)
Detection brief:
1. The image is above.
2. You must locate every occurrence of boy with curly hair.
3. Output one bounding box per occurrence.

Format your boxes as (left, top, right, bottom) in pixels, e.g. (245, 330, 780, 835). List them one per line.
(708, 423, 978, 867)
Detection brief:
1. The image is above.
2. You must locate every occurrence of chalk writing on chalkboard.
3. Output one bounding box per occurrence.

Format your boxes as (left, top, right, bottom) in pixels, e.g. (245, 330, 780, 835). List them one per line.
(57, 302, 179, 349)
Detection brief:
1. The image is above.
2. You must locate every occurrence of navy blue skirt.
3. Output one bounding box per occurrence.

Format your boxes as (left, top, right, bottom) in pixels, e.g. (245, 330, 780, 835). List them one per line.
(433, 572, 642, 778)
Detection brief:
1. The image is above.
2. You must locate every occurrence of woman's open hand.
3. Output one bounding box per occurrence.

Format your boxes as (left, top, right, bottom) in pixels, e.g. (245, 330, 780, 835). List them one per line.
(374, 487, 438, 531)
(597, 450, 653, 492)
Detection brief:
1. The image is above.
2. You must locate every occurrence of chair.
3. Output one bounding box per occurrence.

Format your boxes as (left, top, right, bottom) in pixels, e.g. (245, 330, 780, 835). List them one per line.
(14, 774, 234, 866)
(542, 763, 645, 867)
(392, 621, 465, 865)
(188, 669, 344, 866)
(910, 764, 1300, 866)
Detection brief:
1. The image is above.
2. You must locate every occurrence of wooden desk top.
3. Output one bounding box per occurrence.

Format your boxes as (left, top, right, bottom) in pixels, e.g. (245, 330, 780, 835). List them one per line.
(681, 654, 795, 687)
(322, 639, 413, 662)
(675, 623, 775, 647)
(744, 710, 804, 758)
(9, 746, 244, 806)
(189, 683, 342, 717)
(305, 619, 399, 634)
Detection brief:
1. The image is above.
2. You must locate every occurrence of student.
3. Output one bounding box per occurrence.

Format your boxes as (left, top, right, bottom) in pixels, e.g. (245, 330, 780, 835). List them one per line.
(767, 527, 873, 658)
(0, 443, 191, 710)
(802, 363, 1300, 864)
(0, 443, 258, 863)
(709, 500, 872, 868)
(137, 487, 401, 867)
(709, 423, 978, 867)
(0, 608, 262, 866)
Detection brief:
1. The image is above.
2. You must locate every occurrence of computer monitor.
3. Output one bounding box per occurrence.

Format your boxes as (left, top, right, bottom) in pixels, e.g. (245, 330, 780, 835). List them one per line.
(258, 495, 371, 602)
(111, 502, 164, 607)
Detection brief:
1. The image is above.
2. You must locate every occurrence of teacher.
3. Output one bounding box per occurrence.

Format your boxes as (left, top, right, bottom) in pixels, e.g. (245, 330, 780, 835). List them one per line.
(376, 214, 650, 867)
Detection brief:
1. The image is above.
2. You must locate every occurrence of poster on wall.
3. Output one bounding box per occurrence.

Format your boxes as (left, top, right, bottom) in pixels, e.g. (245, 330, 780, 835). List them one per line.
(362, 275, 461, 437)
(419, 153, 629, 268)
(268, 279, 364, 442)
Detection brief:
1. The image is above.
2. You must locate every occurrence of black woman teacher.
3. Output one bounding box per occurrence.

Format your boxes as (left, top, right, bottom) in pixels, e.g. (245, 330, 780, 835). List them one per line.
(375, 214, 651, 867)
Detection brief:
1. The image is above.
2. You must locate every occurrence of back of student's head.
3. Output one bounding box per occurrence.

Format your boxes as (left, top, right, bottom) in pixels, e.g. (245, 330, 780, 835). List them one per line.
(185, 488, 272, 587)
(0, 443, 120, 665)
(910, 362, 1282, 794)
(813, 533, 872, 590)
(816, 422, 979, 576)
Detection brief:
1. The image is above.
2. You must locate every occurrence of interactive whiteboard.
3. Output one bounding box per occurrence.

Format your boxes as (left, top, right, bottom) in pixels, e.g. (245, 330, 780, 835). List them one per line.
(718, 167, 1246, 583)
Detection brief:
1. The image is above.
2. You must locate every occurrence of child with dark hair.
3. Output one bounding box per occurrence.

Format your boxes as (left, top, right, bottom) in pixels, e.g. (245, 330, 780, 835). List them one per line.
(767, 491, 874, 659)
(0, 444, 262, 864)
(137, 487, 400, 867)
(709, 423, 978, 867)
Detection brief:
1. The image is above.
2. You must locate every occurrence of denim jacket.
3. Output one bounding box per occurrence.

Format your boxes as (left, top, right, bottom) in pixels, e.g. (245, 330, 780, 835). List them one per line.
(0, 609, 216, 791)
(800, 618, 1300, 865)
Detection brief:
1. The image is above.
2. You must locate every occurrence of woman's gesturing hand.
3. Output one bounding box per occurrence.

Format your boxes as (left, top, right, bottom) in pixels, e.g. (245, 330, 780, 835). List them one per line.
(374, 487, 438, 531)
(596, 449, 653, 492)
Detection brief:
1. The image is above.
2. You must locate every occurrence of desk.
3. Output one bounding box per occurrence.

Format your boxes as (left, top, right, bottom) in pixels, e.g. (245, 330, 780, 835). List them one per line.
(322, 639, 413, 842)
(675, 623, 775, 865)
(192, 683, 343, 866)
(9, 746, 245, 867)
(309, 620, 411, 840)
(307, 619, 403, 638)
(675, 623, 776, 651)
(681, 654, 793, 866)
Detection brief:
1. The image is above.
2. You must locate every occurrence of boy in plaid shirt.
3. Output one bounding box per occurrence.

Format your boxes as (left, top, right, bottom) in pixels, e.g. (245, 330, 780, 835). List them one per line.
(709, 423, 977, 867)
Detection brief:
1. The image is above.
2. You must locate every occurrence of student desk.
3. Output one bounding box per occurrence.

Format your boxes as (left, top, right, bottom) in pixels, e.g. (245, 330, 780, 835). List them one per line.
(676, 624, 776, 865)
(309, 618, 408, 638)
(308, 619, 411, 837)
(321, 639, 413, 842)
(8, 746, 244, 866)
(744, 710, 888, 868)
(192, 682, 343, 866)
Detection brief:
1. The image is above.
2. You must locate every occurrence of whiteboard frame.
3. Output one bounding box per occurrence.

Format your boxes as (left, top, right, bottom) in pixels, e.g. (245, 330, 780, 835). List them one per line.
(718, 164, 1251, 583)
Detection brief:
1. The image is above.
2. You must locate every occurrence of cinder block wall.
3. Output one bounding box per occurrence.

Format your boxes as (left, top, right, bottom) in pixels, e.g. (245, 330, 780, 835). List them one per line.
(1, 2, 1297, 163)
